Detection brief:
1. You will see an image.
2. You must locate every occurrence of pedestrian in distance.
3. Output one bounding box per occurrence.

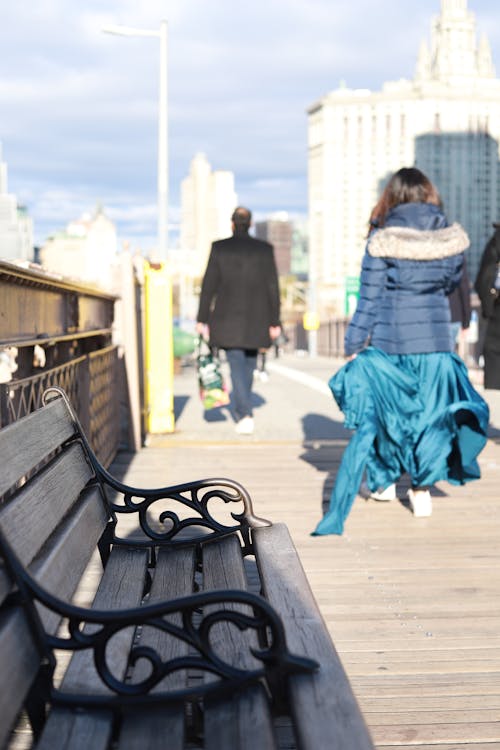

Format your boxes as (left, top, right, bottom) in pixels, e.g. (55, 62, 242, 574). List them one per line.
(474, 223, 500, 389)
(313, 167, 489, 536)
(196, 206, 281, 435)
(255, 348, 269, 382)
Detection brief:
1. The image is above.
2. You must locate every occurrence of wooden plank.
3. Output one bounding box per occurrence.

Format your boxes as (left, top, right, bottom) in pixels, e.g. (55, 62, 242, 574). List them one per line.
(362, 708, 500, 725)
(376, 745, 499, 750)
(117, 707, 187, 750)
(370, 720, 500, 746)
(253, 522, 375, 750)
(30, 487, 109, 634)
(343, 659, 500, 676)
(0, 443, 95, 604)
(33, 709, 113, 750)
(58, 546, 148, 693)
(349, 673, 500, 695)
(118, 546, 197, 750)
(36, 546, 149, 750)
(204, 686, 279, 750)
(202, 535, 277, 750)
(0, 398, 76, 496)
(0, 483, 108, 737)
(0, 609, 41, 749)
(359, 694, 500, 712)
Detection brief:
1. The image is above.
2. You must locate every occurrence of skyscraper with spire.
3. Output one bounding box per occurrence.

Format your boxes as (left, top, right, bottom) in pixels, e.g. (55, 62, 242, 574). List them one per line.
(308, 0, 500, 316)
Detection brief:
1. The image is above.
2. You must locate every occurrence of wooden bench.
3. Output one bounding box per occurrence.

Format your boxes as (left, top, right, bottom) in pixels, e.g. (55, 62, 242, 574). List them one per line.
(0, 387, 374, 750)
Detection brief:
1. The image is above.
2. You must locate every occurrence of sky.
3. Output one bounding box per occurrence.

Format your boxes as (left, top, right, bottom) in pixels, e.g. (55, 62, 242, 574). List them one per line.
(1, 0, 499, 252)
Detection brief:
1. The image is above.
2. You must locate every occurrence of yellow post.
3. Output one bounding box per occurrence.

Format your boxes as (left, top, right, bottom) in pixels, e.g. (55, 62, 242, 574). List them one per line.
(144, 261, 175, 433)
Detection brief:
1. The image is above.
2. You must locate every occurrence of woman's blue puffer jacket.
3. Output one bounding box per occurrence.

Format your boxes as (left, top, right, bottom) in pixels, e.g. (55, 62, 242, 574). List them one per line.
(344, 202, 470, 356)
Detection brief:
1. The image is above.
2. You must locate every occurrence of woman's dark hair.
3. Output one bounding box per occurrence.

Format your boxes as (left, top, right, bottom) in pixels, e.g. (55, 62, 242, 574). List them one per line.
(369, 167, 442, 231)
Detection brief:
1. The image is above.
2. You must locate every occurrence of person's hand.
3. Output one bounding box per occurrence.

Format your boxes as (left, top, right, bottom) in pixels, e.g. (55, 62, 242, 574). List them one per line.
(269, 325, 281, 340)
(346, 353, 357, 361)
(196, 322, 209, 339)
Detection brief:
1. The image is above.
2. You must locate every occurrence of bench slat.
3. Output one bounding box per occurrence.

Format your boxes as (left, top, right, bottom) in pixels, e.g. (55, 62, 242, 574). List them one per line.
(35, 546, 149, 750)
(117, 547, 197, 750)
(0, 398, 77, 496)
(57, 546, 149, 692)
(0, 609, 41, 749)
(202, 536, 277, 750)
(35, 709, 113, 750)
(253, 523, 374, 750)
(0, 487, 110, 746)
(118, 707, 186, 750)
(31, 487, 110, 634)
(0, 443, 94, 601)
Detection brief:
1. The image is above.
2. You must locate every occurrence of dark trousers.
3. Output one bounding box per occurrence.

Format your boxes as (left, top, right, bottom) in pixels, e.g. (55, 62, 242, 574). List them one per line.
(225, 348, 257, 421)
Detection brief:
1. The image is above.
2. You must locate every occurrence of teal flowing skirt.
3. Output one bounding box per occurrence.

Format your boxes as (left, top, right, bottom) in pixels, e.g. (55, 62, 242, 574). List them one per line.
(312, 347, 489, 536)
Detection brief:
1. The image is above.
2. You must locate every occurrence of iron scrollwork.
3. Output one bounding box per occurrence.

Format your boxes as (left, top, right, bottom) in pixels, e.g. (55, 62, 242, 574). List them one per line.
(1, 533, 317, 709)
(42, 386, 272, 550)
(106, 478, 271, 549)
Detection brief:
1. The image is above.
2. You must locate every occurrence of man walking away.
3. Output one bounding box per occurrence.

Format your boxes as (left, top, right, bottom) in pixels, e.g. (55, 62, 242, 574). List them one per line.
(196, 207, 281, 434)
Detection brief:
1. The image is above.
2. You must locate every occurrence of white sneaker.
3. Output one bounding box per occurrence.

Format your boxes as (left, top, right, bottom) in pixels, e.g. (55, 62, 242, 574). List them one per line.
(235, 416, 254, 435)
(360, 482, 396, 502)
(408, 488, 432, 517)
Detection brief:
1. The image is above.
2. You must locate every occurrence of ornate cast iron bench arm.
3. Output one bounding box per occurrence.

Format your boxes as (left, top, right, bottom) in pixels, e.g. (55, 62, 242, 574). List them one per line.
(43, 387, 271, 552)
(0, 529, 317, 712)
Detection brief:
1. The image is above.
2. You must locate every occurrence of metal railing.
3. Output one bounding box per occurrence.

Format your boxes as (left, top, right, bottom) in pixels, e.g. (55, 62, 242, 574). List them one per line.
(291, 314, 483, 367)
(0, 346, 120, 467)
(290, 319, 350, 358)
(0, 259, 122, 466)
(316, 319, 350, 358)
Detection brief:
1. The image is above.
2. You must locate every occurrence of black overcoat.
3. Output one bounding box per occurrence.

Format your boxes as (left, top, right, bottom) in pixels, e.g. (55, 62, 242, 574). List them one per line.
(197, 232, 281, 350)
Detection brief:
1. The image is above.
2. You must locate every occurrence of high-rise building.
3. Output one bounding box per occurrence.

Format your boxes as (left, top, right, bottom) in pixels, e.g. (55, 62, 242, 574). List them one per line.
(308, 0, 500, 316)
(290, 220, 309, 280)
(40, 205, 118, 288)
(179, 153, 237, 278)
(254, 212, 293, 276)
(0, 145, 34, 263)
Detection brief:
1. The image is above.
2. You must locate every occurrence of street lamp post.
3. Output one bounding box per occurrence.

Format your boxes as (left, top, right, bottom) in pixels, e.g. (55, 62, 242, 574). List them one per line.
(103, 21, 169, 262)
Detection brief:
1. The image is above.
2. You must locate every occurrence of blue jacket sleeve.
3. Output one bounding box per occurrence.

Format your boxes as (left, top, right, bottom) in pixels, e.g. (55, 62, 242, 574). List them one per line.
(344, 250, 388, 356)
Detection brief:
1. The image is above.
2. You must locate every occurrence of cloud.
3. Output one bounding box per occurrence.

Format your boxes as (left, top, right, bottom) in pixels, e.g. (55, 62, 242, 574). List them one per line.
(1, 0, 498, 249)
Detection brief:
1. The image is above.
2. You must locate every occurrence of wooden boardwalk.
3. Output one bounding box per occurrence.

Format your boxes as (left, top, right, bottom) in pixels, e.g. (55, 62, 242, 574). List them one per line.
(11, 354, 500, 748)
(121, 355, 500, 749)
(117, 439, 500, 748)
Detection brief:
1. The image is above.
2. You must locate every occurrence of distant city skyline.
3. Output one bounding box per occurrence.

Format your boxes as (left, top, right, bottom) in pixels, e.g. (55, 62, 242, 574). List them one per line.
(179, 152, 237, 277)
(308, 0, 500, 315)
(0, 0, 499, 252)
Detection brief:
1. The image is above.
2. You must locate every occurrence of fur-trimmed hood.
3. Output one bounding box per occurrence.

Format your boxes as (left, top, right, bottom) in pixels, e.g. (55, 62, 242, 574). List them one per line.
(368, 222, 470, 261)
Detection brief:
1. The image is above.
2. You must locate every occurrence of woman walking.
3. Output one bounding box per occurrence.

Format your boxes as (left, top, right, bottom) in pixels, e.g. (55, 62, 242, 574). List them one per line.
(313, 167, 489, 536)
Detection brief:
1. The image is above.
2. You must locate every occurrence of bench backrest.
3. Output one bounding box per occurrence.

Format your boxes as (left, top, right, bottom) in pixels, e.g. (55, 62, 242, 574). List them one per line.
(0, 395, 110, 747)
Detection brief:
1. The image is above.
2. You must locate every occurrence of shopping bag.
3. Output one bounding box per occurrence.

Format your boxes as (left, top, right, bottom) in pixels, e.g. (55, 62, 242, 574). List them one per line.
(196, 337, 230, 410)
